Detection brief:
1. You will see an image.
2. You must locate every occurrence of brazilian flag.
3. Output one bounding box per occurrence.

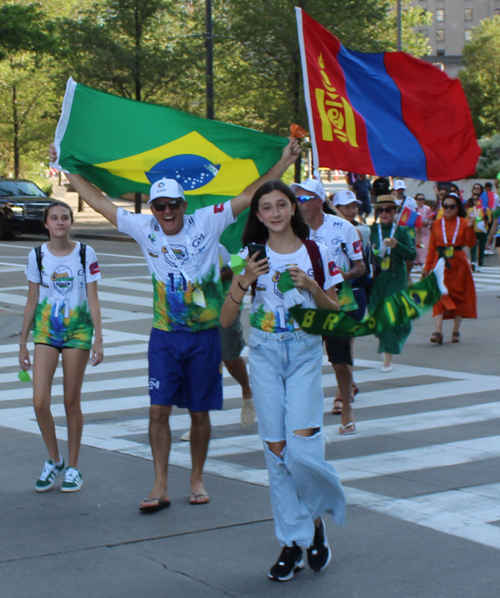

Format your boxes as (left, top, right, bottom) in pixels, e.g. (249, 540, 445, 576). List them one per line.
(53, 78, 288, 252)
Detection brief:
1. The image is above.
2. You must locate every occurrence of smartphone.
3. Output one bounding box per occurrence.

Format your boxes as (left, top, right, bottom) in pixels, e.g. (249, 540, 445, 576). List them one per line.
(247, 243, 267, 260)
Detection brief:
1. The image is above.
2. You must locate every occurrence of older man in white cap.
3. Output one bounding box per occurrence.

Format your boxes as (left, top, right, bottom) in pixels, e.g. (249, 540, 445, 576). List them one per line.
(49, 140, 300, 510)
(291, 180, 365, 435)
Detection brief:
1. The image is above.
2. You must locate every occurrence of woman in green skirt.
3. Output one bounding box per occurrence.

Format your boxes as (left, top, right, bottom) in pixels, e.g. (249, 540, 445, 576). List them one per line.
(370, 196, 416, 372)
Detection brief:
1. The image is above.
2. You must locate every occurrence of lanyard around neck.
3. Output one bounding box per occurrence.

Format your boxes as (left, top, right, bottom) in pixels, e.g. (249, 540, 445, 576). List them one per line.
(442, 216, 460, 246)
(378, 222, 396, 255)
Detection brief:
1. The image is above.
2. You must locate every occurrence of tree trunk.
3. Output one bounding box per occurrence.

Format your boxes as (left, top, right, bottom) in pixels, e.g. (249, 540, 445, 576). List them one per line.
(12, 83, 20, 178)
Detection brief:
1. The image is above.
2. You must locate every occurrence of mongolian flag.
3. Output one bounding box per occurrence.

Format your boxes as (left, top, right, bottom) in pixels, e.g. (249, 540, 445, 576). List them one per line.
(480, 190, 496, 210)
(398, 206, 423, 228)
(295, 9, 480, 182)
(51, 78, 288, 252)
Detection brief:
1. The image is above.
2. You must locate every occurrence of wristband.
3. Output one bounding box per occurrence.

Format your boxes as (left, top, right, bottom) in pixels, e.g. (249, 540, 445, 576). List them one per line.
(228, 292, 242, 305)
(237, 281, 249, 292)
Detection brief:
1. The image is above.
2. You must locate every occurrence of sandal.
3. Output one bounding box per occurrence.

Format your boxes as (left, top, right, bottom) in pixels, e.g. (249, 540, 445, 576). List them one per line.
(430, 331, 443, 345)
(190, 492, 210, 505)
(339, 422, 357, 436)
(452, 331, 460, 343)
(332, 399, 343, 415)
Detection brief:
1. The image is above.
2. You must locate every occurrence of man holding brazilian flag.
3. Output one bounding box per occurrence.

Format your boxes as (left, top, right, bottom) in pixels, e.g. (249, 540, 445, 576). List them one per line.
(50, 77, 301, 511)
(52, 77, 291, 253)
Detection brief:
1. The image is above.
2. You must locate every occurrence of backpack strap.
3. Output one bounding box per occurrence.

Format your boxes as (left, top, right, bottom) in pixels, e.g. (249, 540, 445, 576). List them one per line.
(35, 245, 43, 284)
(303, 239, 325, 290)
(79, 243, 87, 284)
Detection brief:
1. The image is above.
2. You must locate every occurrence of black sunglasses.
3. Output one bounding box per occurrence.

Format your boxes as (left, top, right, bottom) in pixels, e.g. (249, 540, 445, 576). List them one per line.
(442, 204, 457, 209)
(377, 206, 395, 213)
(152, 200, 183, 211)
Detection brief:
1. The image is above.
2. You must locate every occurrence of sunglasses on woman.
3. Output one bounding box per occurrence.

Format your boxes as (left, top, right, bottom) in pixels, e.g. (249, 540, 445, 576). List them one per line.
(377, 207, 395, 213)
(152, 200, 184, 211)
(443, 204, 457, 210)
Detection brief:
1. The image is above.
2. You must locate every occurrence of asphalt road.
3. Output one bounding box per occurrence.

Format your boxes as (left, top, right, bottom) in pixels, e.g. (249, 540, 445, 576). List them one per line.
(1, 233, 500, 598)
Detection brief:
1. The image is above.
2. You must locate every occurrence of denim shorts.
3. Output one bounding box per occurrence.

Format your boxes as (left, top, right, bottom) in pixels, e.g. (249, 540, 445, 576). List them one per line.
(248, 327, 324, 442)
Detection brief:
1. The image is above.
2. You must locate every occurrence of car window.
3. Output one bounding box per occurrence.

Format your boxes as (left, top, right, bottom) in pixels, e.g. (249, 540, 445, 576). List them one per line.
(0, 181, 47, 198)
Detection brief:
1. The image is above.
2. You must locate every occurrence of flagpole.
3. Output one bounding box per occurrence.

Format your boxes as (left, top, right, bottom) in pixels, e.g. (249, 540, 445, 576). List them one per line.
(397, 0, 402, 51)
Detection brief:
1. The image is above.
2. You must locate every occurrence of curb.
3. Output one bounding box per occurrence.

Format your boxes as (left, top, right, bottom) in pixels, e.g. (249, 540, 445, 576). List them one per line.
(72, 231, 135, 243)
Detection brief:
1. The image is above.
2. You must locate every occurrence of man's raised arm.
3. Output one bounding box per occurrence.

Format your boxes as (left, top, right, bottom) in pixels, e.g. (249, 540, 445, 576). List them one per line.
(230, 138, 302, 218)
(49, 144, 118, 227)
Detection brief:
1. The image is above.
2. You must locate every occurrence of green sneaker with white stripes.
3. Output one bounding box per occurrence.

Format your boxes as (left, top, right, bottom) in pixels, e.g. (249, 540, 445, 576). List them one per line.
(61, 467, 83, 493)
(35, 459, 65, 492)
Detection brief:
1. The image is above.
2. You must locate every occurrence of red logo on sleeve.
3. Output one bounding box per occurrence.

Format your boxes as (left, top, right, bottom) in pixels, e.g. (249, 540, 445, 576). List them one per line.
(213, 203, 225, 213)
(89, 261, 100, 275)
(329, 261, 341, 277)
(353, 240, 362, 254)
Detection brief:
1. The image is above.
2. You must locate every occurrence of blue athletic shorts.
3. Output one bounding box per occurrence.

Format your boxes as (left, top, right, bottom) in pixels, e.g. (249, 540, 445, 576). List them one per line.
(148, 327, 223, 411)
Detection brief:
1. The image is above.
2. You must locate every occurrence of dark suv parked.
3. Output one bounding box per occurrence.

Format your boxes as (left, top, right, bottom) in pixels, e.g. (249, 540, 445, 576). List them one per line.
(0, 179, 56, 238)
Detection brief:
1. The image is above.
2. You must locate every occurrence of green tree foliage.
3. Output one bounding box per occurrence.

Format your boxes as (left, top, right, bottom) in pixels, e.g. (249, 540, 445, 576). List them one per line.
(0, 3, 58, 177)
(210, 0, 432, 135)
(56, 0, 200, 103)
(475, 135, 500, 178)
(459, 16, 500, 139)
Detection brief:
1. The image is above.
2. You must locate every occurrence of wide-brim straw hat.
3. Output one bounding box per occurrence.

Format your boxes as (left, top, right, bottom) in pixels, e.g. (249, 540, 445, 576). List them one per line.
(375, 195, 397, 207)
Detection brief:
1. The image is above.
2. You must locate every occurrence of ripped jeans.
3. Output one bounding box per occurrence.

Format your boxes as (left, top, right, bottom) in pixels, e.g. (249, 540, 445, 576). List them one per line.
(248, 327, 346, 547)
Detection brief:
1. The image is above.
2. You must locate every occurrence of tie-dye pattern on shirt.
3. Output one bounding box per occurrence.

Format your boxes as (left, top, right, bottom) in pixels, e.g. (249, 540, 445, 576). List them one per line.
(33, 298, 94, 349)
(152, 265, 224, 332)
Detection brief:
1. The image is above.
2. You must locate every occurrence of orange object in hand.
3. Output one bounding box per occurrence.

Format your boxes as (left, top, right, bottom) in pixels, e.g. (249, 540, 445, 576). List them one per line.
(290, 124, 307, 139)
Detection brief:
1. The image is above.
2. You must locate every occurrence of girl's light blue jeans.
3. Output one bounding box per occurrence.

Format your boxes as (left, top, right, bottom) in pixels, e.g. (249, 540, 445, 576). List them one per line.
(248, 327, 346, 548)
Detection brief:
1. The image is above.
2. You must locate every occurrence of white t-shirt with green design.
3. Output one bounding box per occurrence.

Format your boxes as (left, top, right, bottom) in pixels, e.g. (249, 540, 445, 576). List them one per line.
(117, 204, 235, 332)
(242, 242, 343, 333)
(25, 242, 101, 348)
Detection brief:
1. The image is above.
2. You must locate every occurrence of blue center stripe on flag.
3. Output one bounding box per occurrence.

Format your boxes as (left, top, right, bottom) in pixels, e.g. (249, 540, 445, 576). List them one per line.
(337, 47, 428, 179)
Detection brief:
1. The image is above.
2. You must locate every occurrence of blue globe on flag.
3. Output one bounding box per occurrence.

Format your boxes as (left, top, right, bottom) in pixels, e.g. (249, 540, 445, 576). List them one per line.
(146, 155, 220, 190)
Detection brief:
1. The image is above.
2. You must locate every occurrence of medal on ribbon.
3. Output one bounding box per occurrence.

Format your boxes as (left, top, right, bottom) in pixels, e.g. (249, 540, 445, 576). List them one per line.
(381, 256, 391, 271)
(445, 247, 454, 258)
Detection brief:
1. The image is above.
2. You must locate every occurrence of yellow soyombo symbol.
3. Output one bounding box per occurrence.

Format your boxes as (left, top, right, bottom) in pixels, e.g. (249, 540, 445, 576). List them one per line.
(315, 54, 358, 147)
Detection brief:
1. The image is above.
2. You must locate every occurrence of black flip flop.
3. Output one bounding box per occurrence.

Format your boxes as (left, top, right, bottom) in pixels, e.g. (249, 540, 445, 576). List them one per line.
(139, 497, 171, 513)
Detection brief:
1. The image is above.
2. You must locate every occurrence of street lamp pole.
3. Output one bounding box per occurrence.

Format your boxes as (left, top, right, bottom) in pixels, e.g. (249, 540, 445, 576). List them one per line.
(205, 0, 214, 120)
(397, 0, 402, 52)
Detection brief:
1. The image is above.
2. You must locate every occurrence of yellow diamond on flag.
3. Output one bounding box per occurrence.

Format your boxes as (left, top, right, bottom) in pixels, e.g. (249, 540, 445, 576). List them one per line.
(94, 131, 260, 196)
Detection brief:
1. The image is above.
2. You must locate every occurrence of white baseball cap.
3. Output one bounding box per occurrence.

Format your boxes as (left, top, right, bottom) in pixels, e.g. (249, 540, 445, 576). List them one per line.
(333, 189, 361, 206)
(393, 179, 406, 191)
(290, 178, 326, 202)
(148, 178, 185, 204)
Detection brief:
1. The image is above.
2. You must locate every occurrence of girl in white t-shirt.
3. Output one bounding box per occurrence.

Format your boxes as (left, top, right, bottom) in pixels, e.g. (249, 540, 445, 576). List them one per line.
(19, 201, 103, 494)
(220, 180, 346, 583)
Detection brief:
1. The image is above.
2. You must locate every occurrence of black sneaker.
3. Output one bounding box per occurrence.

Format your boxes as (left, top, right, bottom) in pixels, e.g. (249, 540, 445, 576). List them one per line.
(307, 518, 332, 573)
(268, 544, 304, 582)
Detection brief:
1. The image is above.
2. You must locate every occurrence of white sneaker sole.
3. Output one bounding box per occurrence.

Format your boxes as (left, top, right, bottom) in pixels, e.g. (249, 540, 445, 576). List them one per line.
(268, 559, 304, 581)
(61, 482, 83, 493)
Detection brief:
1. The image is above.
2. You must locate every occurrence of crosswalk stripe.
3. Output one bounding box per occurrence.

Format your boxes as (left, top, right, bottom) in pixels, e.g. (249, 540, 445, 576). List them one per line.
(2, 271, 500, 550)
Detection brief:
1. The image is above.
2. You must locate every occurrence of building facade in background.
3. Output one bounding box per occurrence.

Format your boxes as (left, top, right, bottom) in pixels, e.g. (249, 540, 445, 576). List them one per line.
(410, 0, 500, 76)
